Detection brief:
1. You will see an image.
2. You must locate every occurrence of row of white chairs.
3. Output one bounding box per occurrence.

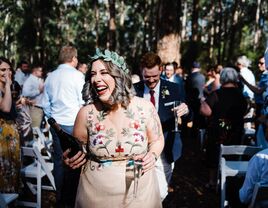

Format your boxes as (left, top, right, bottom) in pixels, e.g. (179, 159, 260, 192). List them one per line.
(218, 144, 268, 208)
(1, 127, 55, 208)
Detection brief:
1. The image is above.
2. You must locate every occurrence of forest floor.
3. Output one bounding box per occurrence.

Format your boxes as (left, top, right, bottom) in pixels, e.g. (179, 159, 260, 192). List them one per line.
(18, 129, 220, 208)
(162, 130, 219, 208)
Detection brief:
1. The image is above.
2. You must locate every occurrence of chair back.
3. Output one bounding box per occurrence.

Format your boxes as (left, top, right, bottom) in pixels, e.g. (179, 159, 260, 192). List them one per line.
(0, 193, 18, 207)
(220, 145, 262, 157)
(219, 145, 263, 208)
(249, 183, 268, 208)
(21, 146, 55, 190)
(32, 127, 52, 159)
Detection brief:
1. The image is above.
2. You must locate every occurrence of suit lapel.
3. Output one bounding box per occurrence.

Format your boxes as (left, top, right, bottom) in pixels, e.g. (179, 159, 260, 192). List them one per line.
(158, 81, 164, 113)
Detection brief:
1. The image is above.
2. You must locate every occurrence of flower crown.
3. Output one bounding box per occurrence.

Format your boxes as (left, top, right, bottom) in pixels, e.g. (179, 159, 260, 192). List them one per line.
(90, 48, 129, 74)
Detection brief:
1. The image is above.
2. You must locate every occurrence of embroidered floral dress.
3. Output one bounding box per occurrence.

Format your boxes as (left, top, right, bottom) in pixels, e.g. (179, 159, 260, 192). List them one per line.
(75, 99, 162, 208)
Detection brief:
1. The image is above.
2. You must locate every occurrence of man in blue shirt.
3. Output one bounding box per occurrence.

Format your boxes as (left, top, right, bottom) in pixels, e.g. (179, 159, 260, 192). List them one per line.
(239, 148, 268, 205)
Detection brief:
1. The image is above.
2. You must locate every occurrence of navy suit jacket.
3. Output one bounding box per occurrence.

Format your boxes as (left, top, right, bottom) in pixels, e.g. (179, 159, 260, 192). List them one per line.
(134, 79, 190, 163)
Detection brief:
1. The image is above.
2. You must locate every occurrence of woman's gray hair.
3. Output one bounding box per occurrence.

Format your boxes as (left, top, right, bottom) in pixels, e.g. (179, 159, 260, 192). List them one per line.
(220, 67, 239, 85)
(236, 55, 251, 68)
(82, 59, 135, 111)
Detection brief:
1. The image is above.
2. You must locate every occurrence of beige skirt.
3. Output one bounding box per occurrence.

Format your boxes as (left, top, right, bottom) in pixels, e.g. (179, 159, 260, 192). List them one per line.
(75, 160, 162, 208)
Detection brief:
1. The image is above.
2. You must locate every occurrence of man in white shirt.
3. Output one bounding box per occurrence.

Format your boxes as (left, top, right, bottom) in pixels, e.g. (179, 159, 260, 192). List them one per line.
(22, 65, 44, 128)
(237, 55, 256, 100)
(42, 46, 85, 207)
(237, 55, 256, 130)
(14, 60, 30, 87)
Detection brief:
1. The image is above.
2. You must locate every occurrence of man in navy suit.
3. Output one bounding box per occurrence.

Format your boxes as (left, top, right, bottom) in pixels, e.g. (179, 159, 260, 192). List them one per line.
(134, 52, 192, 200)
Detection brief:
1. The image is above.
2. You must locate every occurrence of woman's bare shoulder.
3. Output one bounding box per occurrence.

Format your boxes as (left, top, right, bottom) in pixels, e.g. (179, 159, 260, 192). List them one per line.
(77, 104, 96, 117)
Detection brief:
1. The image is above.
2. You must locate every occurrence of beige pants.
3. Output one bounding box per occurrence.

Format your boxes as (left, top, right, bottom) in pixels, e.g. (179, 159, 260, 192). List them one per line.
(155, 154, 174, 201)
(29, 106, 44, 128)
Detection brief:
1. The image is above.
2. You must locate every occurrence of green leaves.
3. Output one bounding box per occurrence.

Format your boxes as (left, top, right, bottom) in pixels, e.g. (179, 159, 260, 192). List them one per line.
(91, 48, 129, 74)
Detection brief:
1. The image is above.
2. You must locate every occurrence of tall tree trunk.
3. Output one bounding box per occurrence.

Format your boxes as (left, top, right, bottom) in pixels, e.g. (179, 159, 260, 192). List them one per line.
(208, 1, 215, 60)
(191, 0, 199, 42)
(156, 0, 181, 65)
(107, 0, 116, 50)
(181, 0, 187, 41)
(94, 0, 99, 47)
(227, 0, 239, 61)
(253, 0, 261, 51)
(216, 0, 223, 64)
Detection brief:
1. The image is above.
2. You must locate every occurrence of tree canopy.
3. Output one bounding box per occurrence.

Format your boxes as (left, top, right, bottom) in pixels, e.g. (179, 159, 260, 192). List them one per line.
(0, 0, 267, 74)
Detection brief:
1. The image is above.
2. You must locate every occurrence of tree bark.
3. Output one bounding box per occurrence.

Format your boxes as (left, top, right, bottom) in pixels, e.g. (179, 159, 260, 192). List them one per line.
(107, 0, 116, 50)
(253, 0, 261, 50)
(156, 0, 181, 65)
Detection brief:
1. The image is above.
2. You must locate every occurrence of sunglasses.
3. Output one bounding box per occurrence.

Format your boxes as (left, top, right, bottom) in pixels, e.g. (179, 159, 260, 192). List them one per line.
(0, 67, 11, 72)
(258, 62, 265, 65)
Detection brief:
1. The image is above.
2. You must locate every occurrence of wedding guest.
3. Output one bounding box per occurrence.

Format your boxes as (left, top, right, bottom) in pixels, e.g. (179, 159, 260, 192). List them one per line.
(14, 60, 30, 88)
(239, 148, 268, 206)
(200, 67, 247, 189)
(22, 65, 44, 128)
(0, 57, 20, 193)
(42, 46, 85, 207)
(63, 48, 164, 207)
(134, 52, 191, 199)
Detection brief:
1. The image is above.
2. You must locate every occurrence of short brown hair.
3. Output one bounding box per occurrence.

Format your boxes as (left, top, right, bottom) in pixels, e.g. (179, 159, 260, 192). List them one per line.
(140, 52, 161, 69)
(58, 46, 77, 64)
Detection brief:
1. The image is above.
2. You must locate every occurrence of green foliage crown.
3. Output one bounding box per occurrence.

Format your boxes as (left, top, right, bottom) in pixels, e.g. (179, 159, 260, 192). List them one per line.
(91, 48, 129, 74)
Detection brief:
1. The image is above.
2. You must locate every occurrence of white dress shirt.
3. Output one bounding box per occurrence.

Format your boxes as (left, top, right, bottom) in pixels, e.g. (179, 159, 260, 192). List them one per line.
(239, 148, 268, 204)
(42, 64, 85, 126)
(14, 68, 29, 87)
(22, 74, 44, 107)
(143, 81, 160, 111)
(240, 67, 256, 100)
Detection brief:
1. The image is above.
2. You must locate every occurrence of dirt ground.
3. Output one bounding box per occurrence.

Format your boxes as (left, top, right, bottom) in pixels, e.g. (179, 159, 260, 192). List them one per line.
(162, 130, 219, 208)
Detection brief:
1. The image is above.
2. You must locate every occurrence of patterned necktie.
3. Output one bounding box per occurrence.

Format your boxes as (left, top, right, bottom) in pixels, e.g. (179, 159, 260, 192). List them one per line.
(149, 90, 155, 106)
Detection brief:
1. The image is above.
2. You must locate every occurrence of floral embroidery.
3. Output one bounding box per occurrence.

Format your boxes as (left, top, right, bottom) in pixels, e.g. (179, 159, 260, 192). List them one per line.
(87, 105, 148, 159)
(161, 86, 170, 98)
(115, 142, 124, 154)
(123, 106, 147, 153)
(95, 123, 105, 131)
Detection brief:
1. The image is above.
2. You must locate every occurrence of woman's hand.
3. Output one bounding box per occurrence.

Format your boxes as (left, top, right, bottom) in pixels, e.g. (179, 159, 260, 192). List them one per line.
(134, 152, 157, 174)
(63, 149, 87, 169)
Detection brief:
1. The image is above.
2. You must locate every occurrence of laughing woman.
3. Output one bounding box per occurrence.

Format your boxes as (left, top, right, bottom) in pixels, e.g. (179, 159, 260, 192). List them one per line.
(0, 57, 20, 193)
(63, 49, 164, 208)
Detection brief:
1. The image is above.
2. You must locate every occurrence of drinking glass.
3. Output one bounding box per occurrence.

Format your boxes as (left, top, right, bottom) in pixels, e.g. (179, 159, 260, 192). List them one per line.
(133, 159, 143, 198)
(173, 101, 181, 132)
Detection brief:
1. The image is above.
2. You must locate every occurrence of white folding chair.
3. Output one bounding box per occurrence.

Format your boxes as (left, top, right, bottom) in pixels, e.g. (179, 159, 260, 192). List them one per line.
(0, 193, 18, 208)
(249, 182, 268, 208)
(218, 145, 262, 208)
(18, 146, 55, 208)
(32, 127, 53, 160)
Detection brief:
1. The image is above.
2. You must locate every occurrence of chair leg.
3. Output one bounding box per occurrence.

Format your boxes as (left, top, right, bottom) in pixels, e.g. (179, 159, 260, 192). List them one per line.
(221, 172, 226, 208)
(37, 163, 41, 208)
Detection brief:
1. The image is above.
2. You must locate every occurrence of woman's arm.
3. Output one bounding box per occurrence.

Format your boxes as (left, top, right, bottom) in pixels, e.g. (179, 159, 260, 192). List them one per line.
(0, 71, 12, 112)
(239, 74, 266, 94)
(200, 98, 212, 117)
(135, 102, 164, 173)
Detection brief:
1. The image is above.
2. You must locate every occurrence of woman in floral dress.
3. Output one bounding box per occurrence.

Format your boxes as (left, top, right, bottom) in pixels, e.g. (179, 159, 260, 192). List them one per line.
(0, 57, 20, 193)
(63, 49, 164, 208)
